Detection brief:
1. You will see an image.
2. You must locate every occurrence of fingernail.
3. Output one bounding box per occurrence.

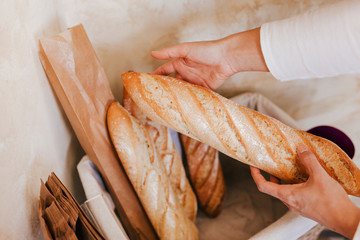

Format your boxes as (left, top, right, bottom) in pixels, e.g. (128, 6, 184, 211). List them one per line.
(297, 145, 309, 154)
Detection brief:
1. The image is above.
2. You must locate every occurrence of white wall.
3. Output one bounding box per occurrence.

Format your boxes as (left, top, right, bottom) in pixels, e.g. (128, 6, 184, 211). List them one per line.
(1, 0, 359, 239)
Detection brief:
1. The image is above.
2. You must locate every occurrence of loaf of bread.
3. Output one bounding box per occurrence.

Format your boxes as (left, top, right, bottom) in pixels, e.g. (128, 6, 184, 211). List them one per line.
(122, 72, 360, 196)
(181, 135, 225, 217)
(123, 89, 198, 221)
(107, 102, 198, 240)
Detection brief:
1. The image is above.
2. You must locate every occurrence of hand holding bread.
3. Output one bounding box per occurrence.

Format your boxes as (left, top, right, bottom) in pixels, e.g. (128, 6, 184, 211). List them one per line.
(251, 145, 360, 239)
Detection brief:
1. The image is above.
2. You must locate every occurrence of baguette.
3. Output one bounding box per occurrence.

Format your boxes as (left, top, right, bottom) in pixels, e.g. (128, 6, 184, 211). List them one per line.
(181, 135, 225, 217)
(123, 89, 198, 221)
(107, 102, 198, 240)
(122, 72, 360, 196)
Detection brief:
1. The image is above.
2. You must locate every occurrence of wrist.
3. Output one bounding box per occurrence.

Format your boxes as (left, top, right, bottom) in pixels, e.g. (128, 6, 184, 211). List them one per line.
(221, 28, 269, 73)
(331, 201, 360, 239)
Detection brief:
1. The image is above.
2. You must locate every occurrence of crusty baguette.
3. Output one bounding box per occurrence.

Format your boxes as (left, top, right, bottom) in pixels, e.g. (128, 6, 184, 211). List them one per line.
(122, 72, 360, 196)
(107, 102, 198, 240)
(181, 135, 225, 217)
(123, 89, 198, 221)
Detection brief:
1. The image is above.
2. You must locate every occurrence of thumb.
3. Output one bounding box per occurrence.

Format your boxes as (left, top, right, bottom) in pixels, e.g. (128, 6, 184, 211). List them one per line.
(151, 43, 190, 60)
(296, 145, 325, 177)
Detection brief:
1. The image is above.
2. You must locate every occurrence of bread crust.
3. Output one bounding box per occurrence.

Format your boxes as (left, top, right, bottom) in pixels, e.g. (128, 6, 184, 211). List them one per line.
(122, 72, 360, 196)
(181, 135, 225, 217)
(123, 89, 198, 221)
(107, 102, 198, 239)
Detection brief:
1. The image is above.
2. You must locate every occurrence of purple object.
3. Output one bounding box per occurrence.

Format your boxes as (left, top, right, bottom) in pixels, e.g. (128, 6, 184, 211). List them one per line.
(307, 125, 355, 159)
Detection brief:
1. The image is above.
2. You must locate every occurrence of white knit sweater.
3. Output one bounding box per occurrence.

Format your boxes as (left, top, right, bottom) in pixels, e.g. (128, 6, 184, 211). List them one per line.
(260, 0, 360, 81)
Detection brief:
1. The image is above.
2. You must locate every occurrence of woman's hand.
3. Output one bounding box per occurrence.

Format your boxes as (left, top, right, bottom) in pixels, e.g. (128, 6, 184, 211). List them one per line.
(251, 145, 360, 239)
(152, 28, 268, 90)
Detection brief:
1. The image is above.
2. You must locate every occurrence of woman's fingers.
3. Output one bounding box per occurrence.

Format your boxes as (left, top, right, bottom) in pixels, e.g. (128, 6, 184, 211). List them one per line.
(296, 145, 325, 178)
(174, 72, 183, 80)
(250, 166, 286, 199)
(251, 166, 304, 211)
(153, 59, 177, 75)
(151, 43, 190, 60)
(270, 175, 281, 184)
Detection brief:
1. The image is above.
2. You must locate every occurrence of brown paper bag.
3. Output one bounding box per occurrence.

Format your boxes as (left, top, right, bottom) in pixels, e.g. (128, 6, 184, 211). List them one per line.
(39, 24, 157, 240)
(39, 173, 104, 240)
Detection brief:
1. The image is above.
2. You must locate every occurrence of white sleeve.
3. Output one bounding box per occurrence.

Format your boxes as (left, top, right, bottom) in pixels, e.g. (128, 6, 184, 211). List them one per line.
(260, 0, 360, 81)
